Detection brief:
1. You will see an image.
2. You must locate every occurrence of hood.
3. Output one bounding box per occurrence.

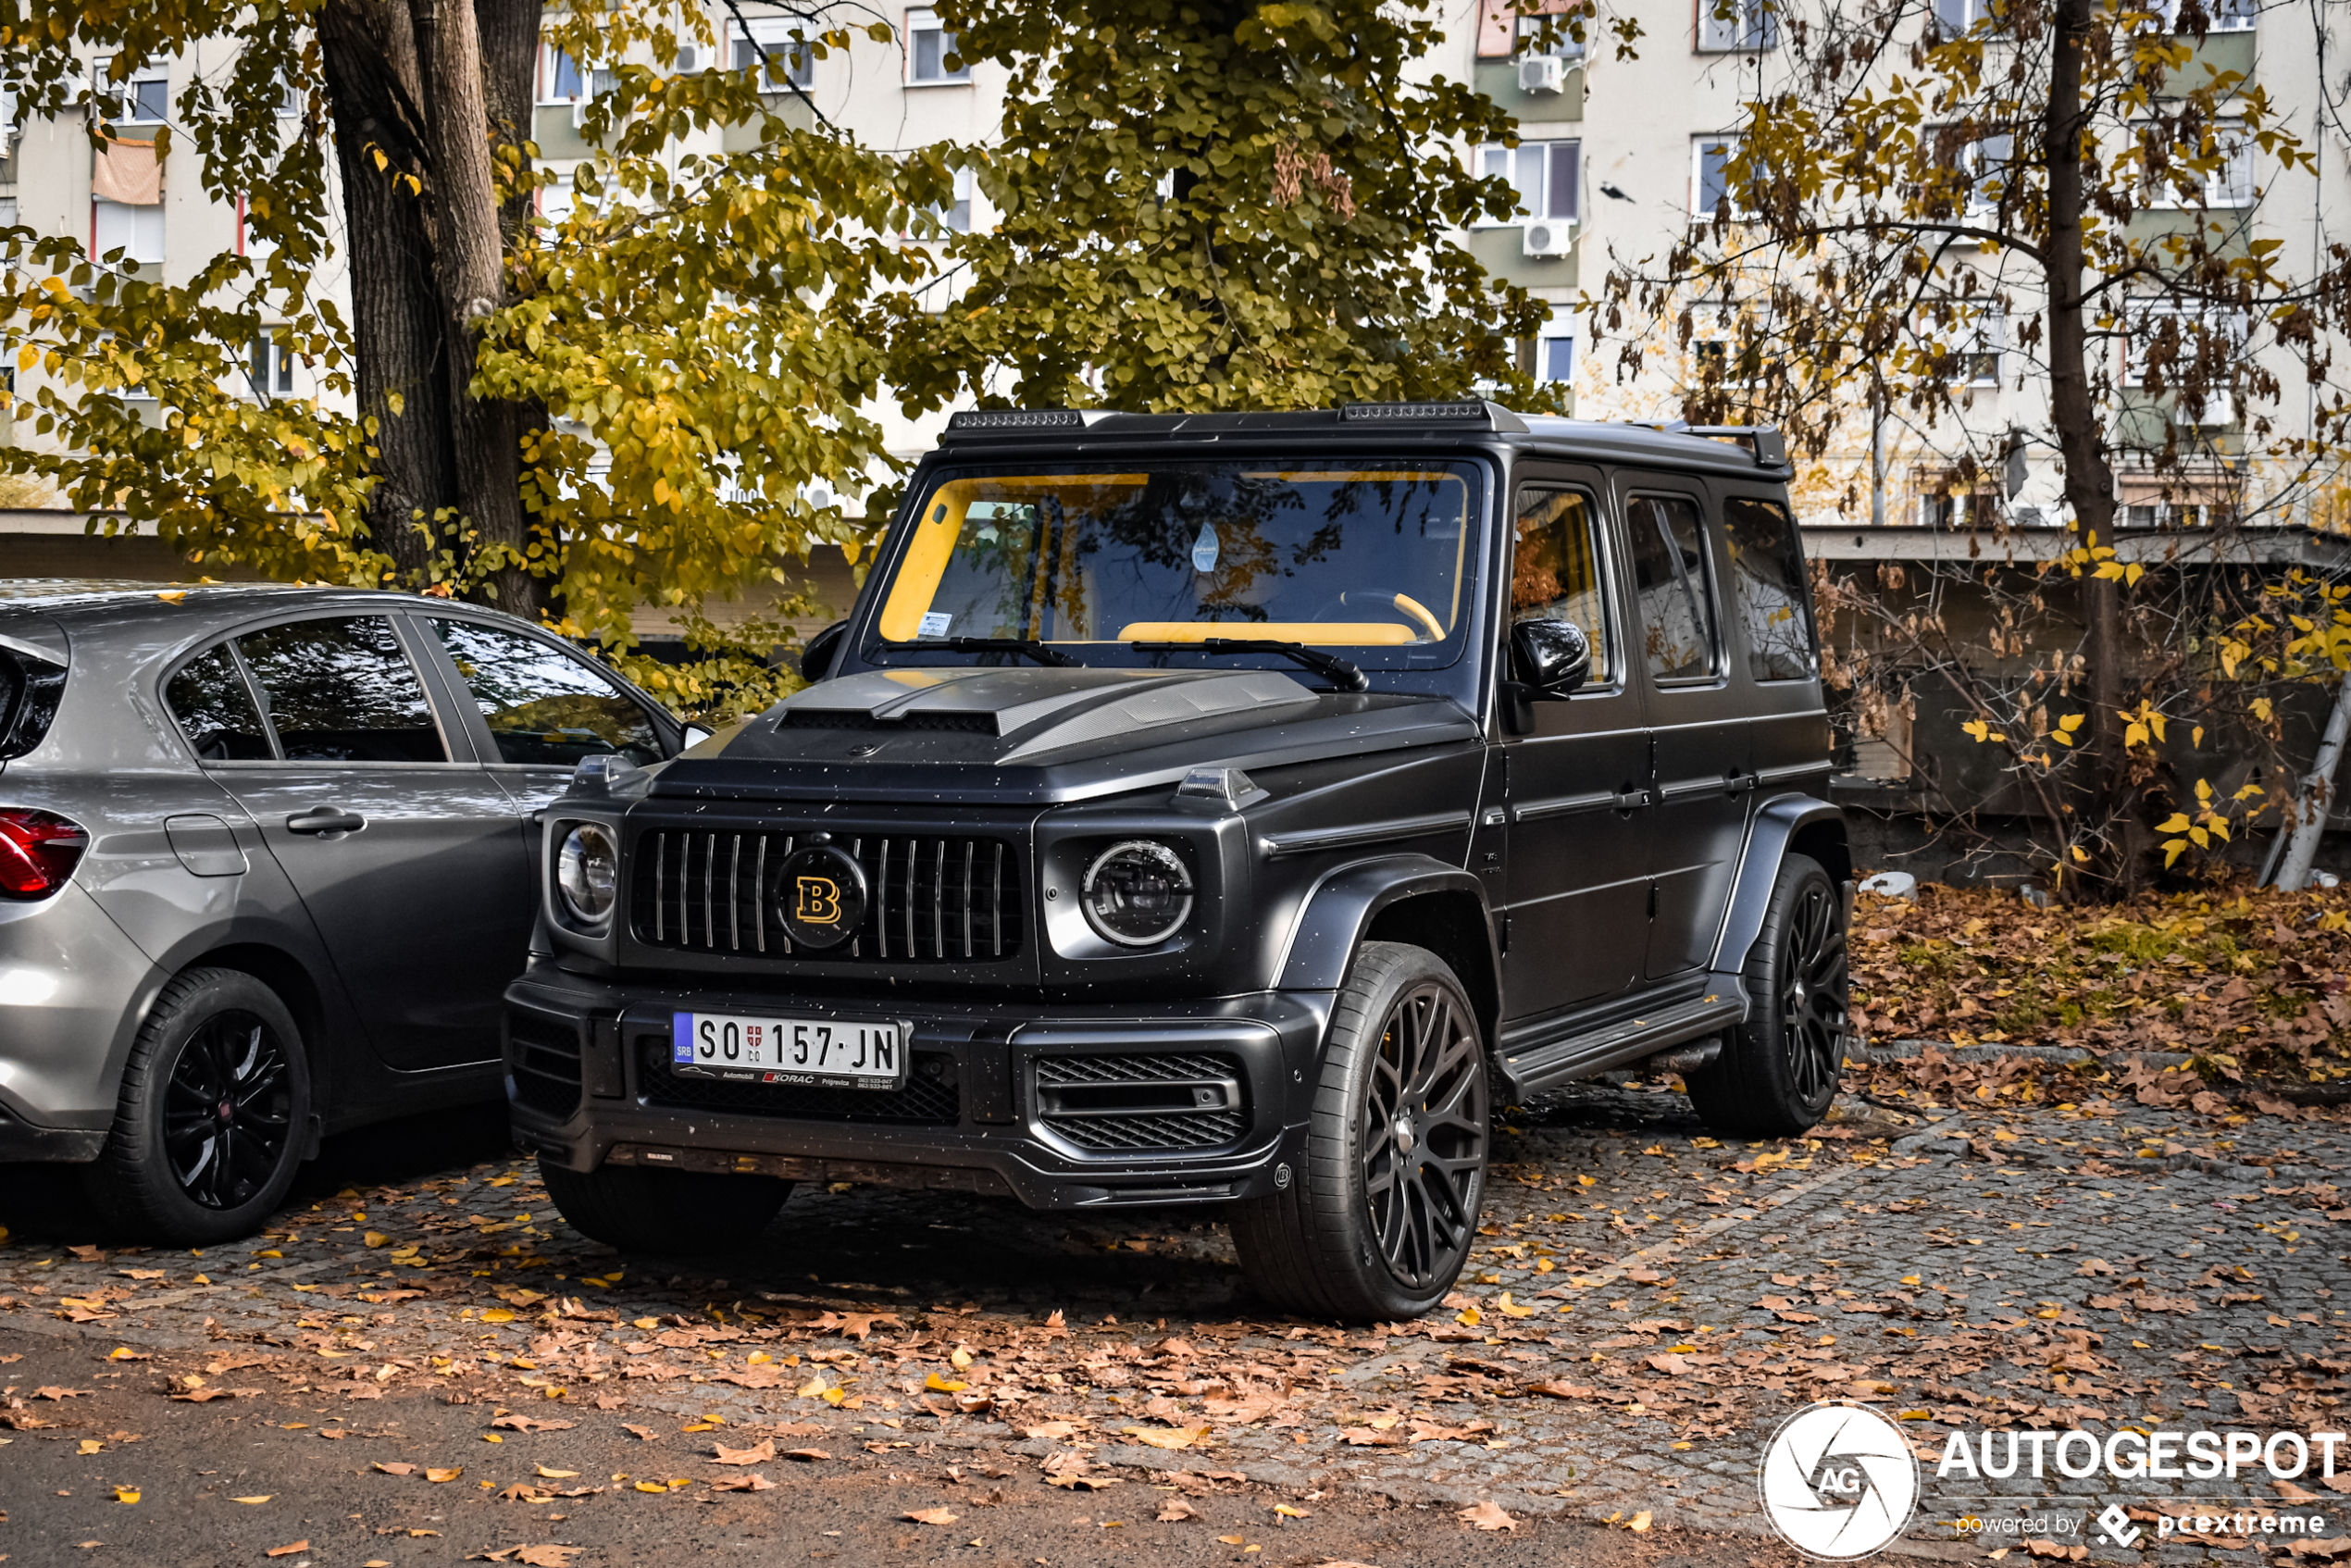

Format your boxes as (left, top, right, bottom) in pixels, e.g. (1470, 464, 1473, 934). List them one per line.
(657, 665, 1478, 804)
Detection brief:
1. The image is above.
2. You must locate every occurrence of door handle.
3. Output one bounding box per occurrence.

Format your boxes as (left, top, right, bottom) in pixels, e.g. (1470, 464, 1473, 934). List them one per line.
(1726, 770, 1757, 796)
(1611, 785, 1648, 811)
(285, 807, 367, 836)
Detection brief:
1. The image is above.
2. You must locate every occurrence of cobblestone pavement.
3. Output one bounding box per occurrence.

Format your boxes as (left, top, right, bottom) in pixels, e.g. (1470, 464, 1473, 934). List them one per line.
(3, 1075, 2346, 1565)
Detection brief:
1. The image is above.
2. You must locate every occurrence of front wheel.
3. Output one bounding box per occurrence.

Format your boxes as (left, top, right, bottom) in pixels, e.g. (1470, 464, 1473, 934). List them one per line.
(81, 967, 311, 1244)
(1231, 941, 1489, 1321)
(1685, 852, 1848, 1137)
(540, 1157, 791, 1254)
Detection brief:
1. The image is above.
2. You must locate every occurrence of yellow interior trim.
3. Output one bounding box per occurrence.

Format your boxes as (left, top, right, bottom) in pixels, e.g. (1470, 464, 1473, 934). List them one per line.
(1241, 471, 1462, 482)
(1390, 592, 1445, 641)
(1118, 622, 1419, 646)
(877, 475, 1148, 641)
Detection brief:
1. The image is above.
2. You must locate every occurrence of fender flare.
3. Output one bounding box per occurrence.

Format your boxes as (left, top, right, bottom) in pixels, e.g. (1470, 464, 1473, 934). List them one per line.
(1274, 853, 1499, 997)
(1706, 792, 1849, 979)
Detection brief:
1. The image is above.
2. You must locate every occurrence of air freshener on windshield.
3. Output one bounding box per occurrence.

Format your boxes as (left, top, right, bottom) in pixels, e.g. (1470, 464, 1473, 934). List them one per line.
(1192, 523, 1220, 573)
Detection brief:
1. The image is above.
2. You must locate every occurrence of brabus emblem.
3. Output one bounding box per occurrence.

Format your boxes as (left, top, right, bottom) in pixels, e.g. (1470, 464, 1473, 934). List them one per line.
(796, 876, 843, 925)
(774, 843, 866, 949)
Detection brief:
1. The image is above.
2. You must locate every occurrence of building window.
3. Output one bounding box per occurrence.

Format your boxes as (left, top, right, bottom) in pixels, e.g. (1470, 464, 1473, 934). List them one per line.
(1477, 140, 1579, 224)
(2141, 119, 2254, 208)
(1539, 331, 1574, 385)
(2123, 301, 2244, 424)
(236, 194, 276, 261)
(252, 331, 296, 399)
(906, 8, 970, 84)
(541, 44, 585, 104)
(1933, 308, 2004, 385)
(1942, 131, 2016, 215)
(1921, 489, 1999, 529)
(1515, 11, 1585, 57)
(2145, 0, 2256, 31)
(1697, 0, 1779, 52)
(1930, 0, 1991, 33)
(733, 22, 815, 88)
(1690, 137, 1751, 220)
(94, 57, 170, 126)
(93, 198, 164, 266)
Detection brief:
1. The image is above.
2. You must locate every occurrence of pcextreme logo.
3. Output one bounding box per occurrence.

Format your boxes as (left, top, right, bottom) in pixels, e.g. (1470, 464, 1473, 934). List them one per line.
(1759, 1401, 1922, 1560)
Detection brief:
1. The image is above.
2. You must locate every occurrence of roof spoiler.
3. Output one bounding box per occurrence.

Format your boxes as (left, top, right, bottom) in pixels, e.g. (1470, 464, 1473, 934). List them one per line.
(1631, 420, 1790, 469)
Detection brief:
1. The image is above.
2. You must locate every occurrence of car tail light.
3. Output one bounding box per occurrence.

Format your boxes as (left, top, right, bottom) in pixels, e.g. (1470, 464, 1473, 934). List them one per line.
(0, 810, 88, 899)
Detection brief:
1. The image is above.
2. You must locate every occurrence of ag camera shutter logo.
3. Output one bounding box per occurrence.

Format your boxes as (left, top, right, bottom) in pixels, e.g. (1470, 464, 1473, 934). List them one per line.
(1759, 1401, 1921, 1559)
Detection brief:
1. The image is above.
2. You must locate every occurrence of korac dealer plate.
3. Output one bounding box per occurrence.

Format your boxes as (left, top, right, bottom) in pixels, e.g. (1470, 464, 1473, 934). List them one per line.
(670, 1011, 912, 1091)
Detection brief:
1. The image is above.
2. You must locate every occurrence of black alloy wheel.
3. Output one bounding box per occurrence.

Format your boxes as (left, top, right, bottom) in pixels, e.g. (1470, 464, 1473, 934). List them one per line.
(1359, 978, 1488, 1292)
(1685, 852, 1848, 1137)
(162, 1011, 296, 1210)
(1230, 941, 1492, 1320)
(83, 967, 313, 1244)
(1775, 873, 1847, 1108)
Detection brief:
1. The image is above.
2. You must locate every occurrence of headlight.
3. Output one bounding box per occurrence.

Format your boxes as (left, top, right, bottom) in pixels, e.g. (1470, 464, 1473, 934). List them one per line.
(1080, 840, 1193, 948)
(556, 823, 618, 926)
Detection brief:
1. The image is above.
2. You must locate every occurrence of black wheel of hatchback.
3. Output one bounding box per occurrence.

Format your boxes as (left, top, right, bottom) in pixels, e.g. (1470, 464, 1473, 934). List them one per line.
(1686, 853, 1847, 1137)
(539, 1158, 792, 1254)
(1232, 941, 1489, 1321)
(82, 967, 310, 1245)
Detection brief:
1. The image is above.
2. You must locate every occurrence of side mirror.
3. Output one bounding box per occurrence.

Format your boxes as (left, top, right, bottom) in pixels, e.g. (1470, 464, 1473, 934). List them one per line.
(1511, 618, 1591, 696)
(680, 724, 714, 751)
(799, 619, 848, 683)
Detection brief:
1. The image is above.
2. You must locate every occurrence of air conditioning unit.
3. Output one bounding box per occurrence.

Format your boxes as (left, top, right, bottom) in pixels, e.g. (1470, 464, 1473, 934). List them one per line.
(1518, 55, 1568, 94)
(1524, 219, 1575, 257)
(2172, 390, 2235, 428)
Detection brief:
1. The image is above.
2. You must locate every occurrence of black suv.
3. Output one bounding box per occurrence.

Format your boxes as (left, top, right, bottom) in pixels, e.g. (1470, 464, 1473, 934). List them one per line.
(506, 403, 1850, 1321)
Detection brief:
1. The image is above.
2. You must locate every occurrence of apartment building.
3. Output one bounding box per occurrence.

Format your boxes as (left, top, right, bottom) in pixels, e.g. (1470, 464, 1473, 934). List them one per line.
(5, 2, 2346, 551)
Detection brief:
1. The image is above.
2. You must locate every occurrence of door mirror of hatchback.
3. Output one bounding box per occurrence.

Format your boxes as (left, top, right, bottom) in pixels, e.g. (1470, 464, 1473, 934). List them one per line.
(1511, 618, 1591, 697)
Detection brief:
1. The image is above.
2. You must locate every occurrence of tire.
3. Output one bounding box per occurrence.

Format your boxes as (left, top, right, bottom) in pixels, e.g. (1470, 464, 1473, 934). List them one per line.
(81, 967, 311, 1245)
(1685, 853, 1848, 1138)
(540, 1156, 791, 1254)
(1231, 941, 1490, 1321)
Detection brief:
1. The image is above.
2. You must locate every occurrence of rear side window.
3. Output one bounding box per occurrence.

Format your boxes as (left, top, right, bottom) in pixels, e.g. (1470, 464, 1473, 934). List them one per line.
(0, 645, 69, 761)
(1511, 487, 1615, 683)
(237, 616, 448, 763)
(165, 644, 274, 761)
(1723, 496, 1817, 681)
(1626, 494, 1720, 683)
(429, 618, 665, 767)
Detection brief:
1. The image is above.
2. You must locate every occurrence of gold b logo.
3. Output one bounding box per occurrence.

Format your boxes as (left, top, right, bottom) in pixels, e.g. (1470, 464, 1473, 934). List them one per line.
(795, 876, 842, 925)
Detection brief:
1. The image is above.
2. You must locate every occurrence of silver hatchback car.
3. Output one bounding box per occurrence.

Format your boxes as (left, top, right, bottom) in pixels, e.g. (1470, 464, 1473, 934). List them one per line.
(0, 581, 690, 1241)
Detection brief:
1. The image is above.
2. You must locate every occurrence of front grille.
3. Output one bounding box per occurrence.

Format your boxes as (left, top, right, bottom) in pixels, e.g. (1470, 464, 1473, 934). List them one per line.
(1033, 1052, 1250, 1152)
(640, 1040, 963, 1126)
(630, 828, 1022, 961)
(509, 1015, 583, 1119)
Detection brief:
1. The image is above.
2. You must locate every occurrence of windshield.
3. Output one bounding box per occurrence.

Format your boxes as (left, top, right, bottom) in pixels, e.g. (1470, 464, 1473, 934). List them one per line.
(868, 464, 1486, 684)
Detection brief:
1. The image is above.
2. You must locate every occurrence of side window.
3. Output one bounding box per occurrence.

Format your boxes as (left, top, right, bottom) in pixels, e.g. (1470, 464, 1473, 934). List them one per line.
(165, 643, 274, 761)
(1723, 496, 1818, 681)
(429, 618, 665, 767)
(1511, 486, 1615, 684)
(237, 616, 448, 763)
(1626, 494, 1721, 683)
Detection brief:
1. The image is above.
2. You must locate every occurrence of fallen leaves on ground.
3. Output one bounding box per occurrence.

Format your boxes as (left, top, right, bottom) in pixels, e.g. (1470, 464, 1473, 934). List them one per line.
(1458, 1500, 1517, 1532)
(903, 1506, 959, 1524)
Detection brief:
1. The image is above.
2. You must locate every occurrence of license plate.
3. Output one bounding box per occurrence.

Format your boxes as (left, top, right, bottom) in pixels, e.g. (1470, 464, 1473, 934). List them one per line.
(670, 1012, 910, 1091)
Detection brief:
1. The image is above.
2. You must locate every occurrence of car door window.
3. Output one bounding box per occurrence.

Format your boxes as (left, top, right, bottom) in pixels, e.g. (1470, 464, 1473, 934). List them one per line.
(1723, 496, 1817, 681)
(1511, 487, 1615, 683)
(429, 618, 665, 766)
(1626, 494, 1720, 683)
(237, 616, 448, 763)
(165, 642, 275, 761)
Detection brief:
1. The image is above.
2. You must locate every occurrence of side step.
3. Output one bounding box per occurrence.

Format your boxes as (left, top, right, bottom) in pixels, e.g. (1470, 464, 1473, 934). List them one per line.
(1498, 986, 1748, 1099)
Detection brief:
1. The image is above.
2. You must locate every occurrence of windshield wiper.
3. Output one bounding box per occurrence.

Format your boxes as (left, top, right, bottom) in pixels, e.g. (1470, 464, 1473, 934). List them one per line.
(882, 636, 1080, 668)
(1130, 638, 1369, 693)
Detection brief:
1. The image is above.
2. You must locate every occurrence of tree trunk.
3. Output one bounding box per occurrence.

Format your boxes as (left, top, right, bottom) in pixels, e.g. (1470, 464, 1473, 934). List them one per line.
(2043, 0, 2135, 897)
(318, 0, 454, 583)
(475, 0, 557, 617)
(417, 0, 544, 619)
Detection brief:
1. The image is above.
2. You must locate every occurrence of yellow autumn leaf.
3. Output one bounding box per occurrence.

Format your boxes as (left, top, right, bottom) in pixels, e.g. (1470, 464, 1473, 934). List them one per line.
(1274, 1503, 1309, 1518)
(636, 1480, 670, 1493)
(795, 1374, 827, 1398)
(925, 1372, 967, 1393)
(363, 1232, 389, 1249)
(1496, 1292, 1533, 1319)
(1455, 1305, 1483, 1326)
(233, 1495, 274, 1504)
(480, 1307, 515, 1324)
(535, 1465, 579, 1479)
(425, 1468, 462, 1483)
(950, 1347, 974, 1370)
(115, 1487, 141, 1504)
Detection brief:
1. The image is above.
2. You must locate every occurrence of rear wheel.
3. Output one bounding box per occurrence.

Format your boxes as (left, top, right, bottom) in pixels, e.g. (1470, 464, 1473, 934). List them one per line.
(82, 968, 310, 1244)
(540, 1157, 791, 1254)
(1685, 853, 1847, 1137)
(1231, 941, 1489, 1321)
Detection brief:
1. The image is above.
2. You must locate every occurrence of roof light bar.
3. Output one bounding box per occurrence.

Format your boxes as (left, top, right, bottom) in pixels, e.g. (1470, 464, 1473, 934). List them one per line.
(944, 408, 1088, 430)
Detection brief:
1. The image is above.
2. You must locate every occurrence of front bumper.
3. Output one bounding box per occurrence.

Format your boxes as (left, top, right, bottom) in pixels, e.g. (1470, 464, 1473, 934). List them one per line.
(503, 961, 1335, 1209)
